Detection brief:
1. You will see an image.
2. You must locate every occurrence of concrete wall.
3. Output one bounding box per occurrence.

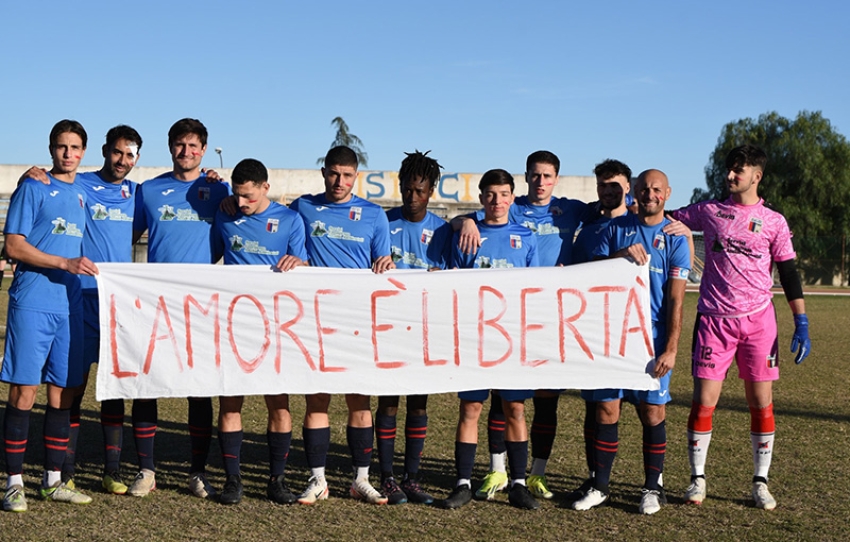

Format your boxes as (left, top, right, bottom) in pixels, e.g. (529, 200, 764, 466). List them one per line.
(0, 164, 598, 218)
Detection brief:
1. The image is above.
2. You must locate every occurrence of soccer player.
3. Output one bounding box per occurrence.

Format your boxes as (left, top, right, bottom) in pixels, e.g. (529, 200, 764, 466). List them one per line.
(376, 150, 451, 505)
(16, 125, 144, 495)
(667, 144, 810, 510)
(567, 159, 633, 500)
(211, 158, 308, 505)
(442, 168, 540, 511)
(132, 118, 231, 499)
(2, 120, 98, 512)
(289, 145, 394, 505)
(572, 168, 690, 515)
(452, 151, 592, 501)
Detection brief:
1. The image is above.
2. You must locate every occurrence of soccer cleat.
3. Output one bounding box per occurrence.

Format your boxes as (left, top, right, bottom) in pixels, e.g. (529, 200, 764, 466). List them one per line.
(752, 481, 777, 510)
(639, 488, 666, 515)
(39, 481, 93, 504)
(297, 475, 329, 505)
(474, 470, 508, 501)
(267, 475, 297, 504)
(684, 476, 707, 505)
(571, 487, 608, 511)
(219, 475, 243, 505)
(350, 477, 388, 505)
(128, 469, 156, 497)
(508, 483, 540, 510)
(102, 472, 129, 495)
(400, 478, 434, 505)
(381, 477, 408, 505)
(442, 483, 473, 509)
(565, 477, 594, 501)
(188, 472, 217, 499)
(3, 485, 27, 512)
(527, 474, 554, 500)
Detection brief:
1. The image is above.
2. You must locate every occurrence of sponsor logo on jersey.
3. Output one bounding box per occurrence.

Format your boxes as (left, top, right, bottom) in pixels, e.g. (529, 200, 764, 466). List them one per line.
(391, 228, 403, 235)
(93, 185, 106, 191)
(748, 217, 763, 233)
(310, 220, 328, 237)
(316, 206, 328, 211)
(158, 204, 178, 221)
(266, 218, 279, 233)
(91, 203, 109, 220)
(421, 229, 433, 245)
(510, 234, 522, 249)
(521, 220, 538, 233)
(349, 206, 362, 221)
(229, 235, 244, 252)
(198, 187, 210, 201)
(50, 217, 83, 237)
(49, 190, 59, 197)
(161, 189, 175, 196)
(625, 230, 636, 237)
(715, 210, 735, 220)
(670, 266, 690, 280)
(235, 219, 247, 225)
(653, 234, 665, 251)
(391, 246, 403, 262)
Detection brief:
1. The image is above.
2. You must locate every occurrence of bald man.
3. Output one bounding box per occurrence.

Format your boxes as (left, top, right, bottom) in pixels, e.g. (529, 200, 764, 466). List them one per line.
(572, 169, 691, 515)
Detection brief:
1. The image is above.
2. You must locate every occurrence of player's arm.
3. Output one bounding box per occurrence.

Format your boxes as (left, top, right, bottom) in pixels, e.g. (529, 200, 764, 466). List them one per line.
(450, 213, 482, 254)
(654, 277, 686, 378)
(776, 258, 810, 363)
(201, 168, 222, 183)
(18, 167, 49, 186)
(5, 233, 98, 275)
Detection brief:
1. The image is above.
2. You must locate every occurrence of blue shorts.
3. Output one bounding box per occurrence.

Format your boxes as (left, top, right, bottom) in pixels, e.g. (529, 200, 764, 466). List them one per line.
(458, 389, 535, 402)
(581, 324, 671, 405)
(0, 307, 84, 388)
(83, 294, 100, 371)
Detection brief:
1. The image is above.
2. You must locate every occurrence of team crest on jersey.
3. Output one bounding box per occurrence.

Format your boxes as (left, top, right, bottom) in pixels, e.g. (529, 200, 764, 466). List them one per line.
(748, 217, 763, 233)
(349, 207, 362, 221)
(421, 229, 434, 245)
(551, 206, 563, 216)
(310, 220, 328, 237)
(121, 183, 131, 199)
(266, 218, 279, 233)
(766, 353, 778, 368)
(78, 193, 85, 208)
(653, 234, 665, 251)
(510, 234, 522, 249)
(229, 235, 244, 252)
(198, 187, 210, 201)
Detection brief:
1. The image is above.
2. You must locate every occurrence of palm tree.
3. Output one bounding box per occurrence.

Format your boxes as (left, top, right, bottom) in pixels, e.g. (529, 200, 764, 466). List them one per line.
(316, 116, 369, 167)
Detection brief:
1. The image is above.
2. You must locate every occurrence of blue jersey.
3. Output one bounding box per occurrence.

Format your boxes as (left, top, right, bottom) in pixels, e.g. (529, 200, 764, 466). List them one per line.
(4, 175, 87, 314)
(475, 196, 590, 266)
(572, 213, 615, 265)
(133, 173, 230, 263)
(386, 208, 452, 270)
(593, 214, 690, 323)
(76, 171, 137, 292)
(213, 201, 308, 266)
(451, 220, 539, 269)
(290, 193, 390, 269)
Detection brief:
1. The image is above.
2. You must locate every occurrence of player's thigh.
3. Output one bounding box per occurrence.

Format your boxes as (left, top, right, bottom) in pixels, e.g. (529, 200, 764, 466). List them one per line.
(1, 308, 64, 386)
(691, 313, 738, 380)
(735, 305, 779, 382)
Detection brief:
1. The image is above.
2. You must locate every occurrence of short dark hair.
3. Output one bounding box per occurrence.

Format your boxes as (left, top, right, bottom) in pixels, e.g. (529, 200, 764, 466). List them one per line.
(231, 158, 268, 186)
(324, 146, 358, 169)
(168, 118, 208, 148)
(50, 119, 87, 149)
(526, 150, 560, 175)
(478, 169, 515, 192)
(105, 125, 142, 150)
(399, 150, 443, 188)
(594, 159, 632, 182)
(726, 144, 767, 171)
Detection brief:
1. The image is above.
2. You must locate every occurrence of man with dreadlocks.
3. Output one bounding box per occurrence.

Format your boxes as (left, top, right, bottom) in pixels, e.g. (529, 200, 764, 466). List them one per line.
(375, 150, 452, 505)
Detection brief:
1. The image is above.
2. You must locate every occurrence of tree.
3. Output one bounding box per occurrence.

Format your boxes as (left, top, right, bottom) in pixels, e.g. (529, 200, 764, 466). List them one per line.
(694, 111, 850, 284)
(316, 116, 368, 167)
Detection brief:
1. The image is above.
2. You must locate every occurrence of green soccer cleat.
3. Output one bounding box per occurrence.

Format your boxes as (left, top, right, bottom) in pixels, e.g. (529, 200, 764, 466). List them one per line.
(474, 470, 508, 501)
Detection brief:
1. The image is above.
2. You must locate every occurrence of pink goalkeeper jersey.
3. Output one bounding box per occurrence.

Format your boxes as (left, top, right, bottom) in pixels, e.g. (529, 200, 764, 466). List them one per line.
(671, 198, 796, 318)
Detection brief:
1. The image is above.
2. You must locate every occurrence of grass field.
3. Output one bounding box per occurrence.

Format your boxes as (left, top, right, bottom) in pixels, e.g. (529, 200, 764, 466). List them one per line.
(1, 280, 848, 541)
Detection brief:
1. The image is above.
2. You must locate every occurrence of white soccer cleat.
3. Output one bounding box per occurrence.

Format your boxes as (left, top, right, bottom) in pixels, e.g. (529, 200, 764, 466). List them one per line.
(571, 487, 608, 511)
(684, 477, 707, 505)
(350, 477, 388, 505)
(297, 475, 329, 505)
(752, 481, 777, 510)
(639, 488, 664, 515)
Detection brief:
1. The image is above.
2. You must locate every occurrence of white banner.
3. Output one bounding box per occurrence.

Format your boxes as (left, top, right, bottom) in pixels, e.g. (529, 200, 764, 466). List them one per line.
(95, 260, 659, 400)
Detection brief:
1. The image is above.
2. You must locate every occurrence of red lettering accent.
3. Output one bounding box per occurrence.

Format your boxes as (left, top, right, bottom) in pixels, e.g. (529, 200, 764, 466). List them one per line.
(273, 291, 315, 373)
(184, 294, 220, 369)
(557, 289, 592, 361)
(422, 290, 447, 367)
(619, 286, 653, 357)
(520, 287, 546, 367)
(372, 289, 403, 369)
(227, 295, 270, 374)
(452, 289, 460, 366)
(588, 286, 627, 357)
(477, 286, 511, 367)
(387, 277, 406, 290)
(143, 296, 183, 375)
(109, 294, 137, 378)
(314, 289, 345, 372)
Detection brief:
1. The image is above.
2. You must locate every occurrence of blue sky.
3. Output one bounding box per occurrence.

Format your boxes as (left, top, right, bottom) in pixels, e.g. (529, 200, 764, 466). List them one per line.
(1, 0, 847, 208)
